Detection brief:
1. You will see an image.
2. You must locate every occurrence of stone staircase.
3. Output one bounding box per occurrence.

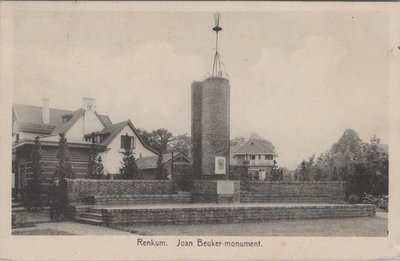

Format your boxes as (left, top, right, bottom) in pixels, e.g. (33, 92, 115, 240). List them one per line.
(74, 192, 192, 226)
(12, 197, 25, 212)
(12, 197, 22, 208)
(75, 208, 104, 226)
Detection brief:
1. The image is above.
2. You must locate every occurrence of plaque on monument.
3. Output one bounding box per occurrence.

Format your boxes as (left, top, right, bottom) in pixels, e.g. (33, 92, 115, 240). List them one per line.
(215, 156, 226, 174)
(217, 180, 235, 194)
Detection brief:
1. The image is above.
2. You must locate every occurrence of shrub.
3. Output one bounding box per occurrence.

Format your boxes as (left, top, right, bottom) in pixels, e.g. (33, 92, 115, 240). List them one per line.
(347, 194, 360, 204)
(54, 133, 75, 179)
(119, 137, 139, 180)
(28, 136, 43, 210)
(379, 195, 388, 210)
(361, 193, 388, 210)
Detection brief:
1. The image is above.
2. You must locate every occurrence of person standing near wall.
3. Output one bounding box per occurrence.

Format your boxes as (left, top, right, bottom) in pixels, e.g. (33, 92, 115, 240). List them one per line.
(48, 177, 60, 222)
(59, 178, 68, 219)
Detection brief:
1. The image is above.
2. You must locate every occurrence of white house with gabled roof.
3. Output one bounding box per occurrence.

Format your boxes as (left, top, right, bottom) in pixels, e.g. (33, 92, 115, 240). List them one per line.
(91, 120, 158, 175)
(12, 98, 157, 197)
(230, 139, 278, 178)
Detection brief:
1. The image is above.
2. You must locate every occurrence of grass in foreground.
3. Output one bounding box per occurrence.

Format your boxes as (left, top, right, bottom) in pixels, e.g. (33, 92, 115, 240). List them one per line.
(113, 215, 388, 237)
(12, 229, 75, 235)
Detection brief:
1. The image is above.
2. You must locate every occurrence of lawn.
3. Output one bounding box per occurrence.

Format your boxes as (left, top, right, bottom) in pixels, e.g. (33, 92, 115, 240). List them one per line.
(113, 213, 388, 237)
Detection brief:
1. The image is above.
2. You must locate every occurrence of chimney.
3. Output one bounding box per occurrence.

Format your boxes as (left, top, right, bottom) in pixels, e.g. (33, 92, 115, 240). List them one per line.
(42, 98, 50, 124)
(82, 97, 96, 112)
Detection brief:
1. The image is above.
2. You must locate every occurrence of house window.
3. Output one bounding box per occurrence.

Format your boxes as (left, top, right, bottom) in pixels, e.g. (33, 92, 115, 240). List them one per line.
(120, 135, 136, 149)
(215, 156, 226, 174)
(63, 115, 72, 123)
(250, 155, 256, 160)
(85, 134, 102, 144)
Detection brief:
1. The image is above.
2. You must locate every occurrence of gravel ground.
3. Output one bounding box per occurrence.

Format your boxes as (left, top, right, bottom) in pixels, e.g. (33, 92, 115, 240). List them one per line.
(13, 229, 75, 235)
(12, 221, 133, 235)
(12, 209, 388, 237)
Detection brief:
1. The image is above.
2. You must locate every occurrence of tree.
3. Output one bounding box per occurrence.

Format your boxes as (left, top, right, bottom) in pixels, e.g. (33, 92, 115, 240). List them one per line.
(248, 132, 275, 152)
(96, 156, 105, 177)
(295, 129, 389, 196)
(168, 133, 192, 155)
(370, 134, 381, 144)
(151, 129, 173, 154)
(137, 128, 151, 146)
(138, 128, 173, 154)
(119, 133, 139, 179)
(231, 136, 246, 146)
(88, 133, 97, 178)
(300, 160, 310, 181)
(54, 133, 75, 179)
(87, 133, 104, 179)
(26, 136, 43, 210)
(270, 160, 283, 181)
(280, 167, 293, 181)
(362, 138, 388, 195)
(155, 153, 166, 180)
(331, 129, 364, 160)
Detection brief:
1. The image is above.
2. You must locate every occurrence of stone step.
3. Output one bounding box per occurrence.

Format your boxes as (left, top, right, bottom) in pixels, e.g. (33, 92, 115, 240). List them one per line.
(92, 194, 191, 205)
(80, 212, 103, 221)
(12, 206, 25, 212)
(87, 208, 103, 214)
(75, 217, 103, 226)
(101, 204, 376, 225)
(12, 202, 22, 208)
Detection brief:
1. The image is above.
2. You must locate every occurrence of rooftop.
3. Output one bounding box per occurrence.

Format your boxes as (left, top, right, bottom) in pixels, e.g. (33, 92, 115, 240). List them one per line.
(233, 139, 276, 155)
(13, 103, 112, 135)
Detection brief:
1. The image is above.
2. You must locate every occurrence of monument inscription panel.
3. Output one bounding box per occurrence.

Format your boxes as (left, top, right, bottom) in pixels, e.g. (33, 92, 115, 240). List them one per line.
(217, 181, 235, 194)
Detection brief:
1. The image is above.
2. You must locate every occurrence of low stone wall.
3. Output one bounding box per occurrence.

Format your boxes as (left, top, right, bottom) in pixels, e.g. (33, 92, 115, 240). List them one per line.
(241, 193, 333, 203)
(229, 165, 247, 180)
(91, 194, 191, 205)
(242, 181, 346, 203)
(191, 180, 241, 203)
(65, 179, 176, 202)
(102, 204, 375, 225)
(171, 165, 192, 192)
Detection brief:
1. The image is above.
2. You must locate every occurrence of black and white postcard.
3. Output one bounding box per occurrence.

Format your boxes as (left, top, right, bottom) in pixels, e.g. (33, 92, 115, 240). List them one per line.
(0, 1, 399, 260)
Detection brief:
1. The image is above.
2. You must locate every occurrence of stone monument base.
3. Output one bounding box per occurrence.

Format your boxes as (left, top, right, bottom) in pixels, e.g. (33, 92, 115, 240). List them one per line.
(190, 180, 240, 203)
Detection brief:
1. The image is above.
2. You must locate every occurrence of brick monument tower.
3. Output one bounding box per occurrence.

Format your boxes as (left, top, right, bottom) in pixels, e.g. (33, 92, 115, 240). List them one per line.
(190, 13, 240, 203)
(192, 77, 230, 178)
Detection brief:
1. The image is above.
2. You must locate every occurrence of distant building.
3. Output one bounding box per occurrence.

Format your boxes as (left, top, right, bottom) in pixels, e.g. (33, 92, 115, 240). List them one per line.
(136, 152, 192, 180)
(230, 139, 277, 178)
(12, 98, 157, 198)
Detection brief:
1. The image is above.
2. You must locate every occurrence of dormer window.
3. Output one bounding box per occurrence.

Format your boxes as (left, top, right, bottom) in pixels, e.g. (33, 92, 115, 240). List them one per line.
(63, 115, 72, 123)
(85, 133, 104, 144)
